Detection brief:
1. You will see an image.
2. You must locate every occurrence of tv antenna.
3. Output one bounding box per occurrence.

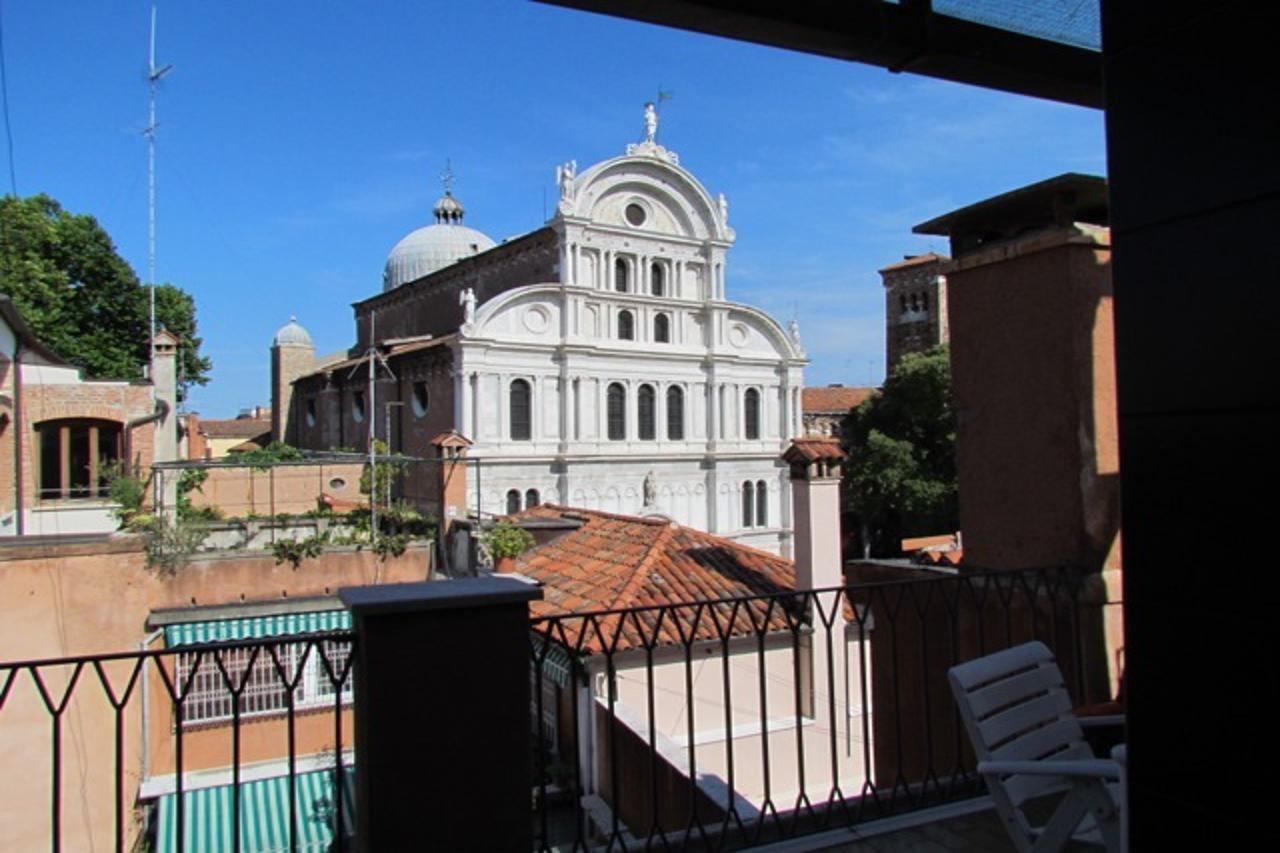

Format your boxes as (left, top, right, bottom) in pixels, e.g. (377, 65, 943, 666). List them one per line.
(145, 1, 174, 366)
(348, 310, 397, 538)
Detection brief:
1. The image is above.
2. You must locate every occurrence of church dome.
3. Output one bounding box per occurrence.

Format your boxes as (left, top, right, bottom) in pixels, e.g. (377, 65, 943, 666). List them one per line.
(273, 316, 312, 347)
(382, 190, 496, 291)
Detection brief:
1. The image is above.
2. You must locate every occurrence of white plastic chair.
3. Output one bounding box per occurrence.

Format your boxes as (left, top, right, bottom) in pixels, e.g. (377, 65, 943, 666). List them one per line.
(948, 641, 1125, 852)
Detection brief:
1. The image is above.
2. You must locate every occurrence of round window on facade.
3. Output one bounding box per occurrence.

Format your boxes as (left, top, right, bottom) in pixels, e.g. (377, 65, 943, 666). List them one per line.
(412, 381, 429, 418)
(625, 203, 647, 227)
(329, 477, 347, 490)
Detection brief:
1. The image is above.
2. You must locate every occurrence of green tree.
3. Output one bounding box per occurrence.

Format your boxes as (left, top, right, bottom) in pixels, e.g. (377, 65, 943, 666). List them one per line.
(842, 345, 957, 557)
(0, 194, 211, 396)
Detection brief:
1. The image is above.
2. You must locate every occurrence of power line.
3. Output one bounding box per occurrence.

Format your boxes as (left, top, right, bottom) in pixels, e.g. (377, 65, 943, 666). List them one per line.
(0, 0, 18, 196)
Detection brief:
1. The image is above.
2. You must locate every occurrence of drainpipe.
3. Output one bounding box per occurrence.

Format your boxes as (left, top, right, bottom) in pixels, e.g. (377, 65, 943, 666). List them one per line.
(13, 339, 24, 535)
(125, 400, 170, 475)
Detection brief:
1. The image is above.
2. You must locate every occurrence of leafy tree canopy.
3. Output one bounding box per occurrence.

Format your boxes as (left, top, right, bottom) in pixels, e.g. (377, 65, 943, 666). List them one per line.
(842, 345, 957, 557)
(0, 194, 211, 396)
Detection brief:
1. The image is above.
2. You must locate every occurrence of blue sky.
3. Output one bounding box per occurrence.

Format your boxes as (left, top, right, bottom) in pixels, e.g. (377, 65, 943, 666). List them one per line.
(2, 1, 1105, 417)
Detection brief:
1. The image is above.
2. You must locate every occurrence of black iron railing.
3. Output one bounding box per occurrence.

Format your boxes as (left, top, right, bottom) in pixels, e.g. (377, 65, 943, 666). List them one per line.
(0, 632, 355, 853)
(529, 565, 1112, 851)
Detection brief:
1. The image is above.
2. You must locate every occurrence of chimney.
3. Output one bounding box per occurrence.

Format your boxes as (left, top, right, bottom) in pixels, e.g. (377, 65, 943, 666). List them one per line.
(152, 330, 180, 514)
(429, 430, 473, 535)
(784, 437, 847, 593)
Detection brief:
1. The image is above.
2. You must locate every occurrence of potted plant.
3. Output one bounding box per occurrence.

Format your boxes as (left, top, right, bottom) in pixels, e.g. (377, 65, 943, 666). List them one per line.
(481, 522, 535, 573)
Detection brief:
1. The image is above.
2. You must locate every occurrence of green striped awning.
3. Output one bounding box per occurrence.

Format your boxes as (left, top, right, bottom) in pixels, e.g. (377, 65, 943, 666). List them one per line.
(154, 767, 355, 853)
(164, 611, 351, 647)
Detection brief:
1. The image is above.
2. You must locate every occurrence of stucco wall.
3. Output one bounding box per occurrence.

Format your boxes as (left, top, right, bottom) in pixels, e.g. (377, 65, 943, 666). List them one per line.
(0, 537, 429, 851)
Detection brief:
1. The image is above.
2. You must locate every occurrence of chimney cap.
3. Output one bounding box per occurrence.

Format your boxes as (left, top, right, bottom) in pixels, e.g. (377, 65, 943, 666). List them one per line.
(783, 437, 846, 466)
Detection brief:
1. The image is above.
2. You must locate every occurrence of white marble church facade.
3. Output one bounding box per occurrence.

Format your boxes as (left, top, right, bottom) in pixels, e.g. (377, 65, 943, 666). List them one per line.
(278, 109, 807, 554)
(456, 127, 805, 554)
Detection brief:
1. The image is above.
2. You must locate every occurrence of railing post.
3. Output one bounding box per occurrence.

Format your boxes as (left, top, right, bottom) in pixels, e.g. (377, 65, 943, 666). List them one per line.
(340, 577, 543, 851)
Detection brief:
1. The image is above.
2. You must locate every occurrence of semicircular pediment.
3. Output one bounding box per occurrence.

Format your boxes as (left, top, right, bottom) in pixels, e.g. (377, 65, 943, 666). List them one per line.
(573, 156, 724, 242)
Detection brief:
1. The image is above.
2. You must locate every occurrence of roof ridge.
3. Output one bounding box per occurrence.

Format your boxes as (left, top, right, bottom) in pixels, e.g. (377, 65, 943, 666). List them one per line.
(607, 521, 679, 611)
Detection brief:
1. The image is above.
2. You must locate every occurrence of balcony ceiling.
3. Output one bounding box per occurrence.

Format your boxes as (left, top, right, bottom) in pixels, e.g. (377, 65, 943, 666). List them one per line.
(536, 0, 1103, 108)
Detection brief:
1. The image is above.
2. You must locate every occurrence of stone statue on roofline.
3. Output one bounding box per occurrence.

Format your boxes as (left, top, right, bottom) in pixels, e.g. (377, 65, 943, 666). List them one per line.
(459, 287, 477, 326)
(556, 160, 576, 200)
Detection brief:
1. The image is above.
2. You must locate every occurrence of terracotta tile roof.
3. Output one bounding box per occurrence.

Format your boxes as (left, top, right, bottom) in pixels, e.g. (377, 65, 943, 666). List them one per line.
(517, 505, 807, 655)
(200, 418, 272, 439)
(783, 437, 846, 465)
(802, 386, 875, 414)
(878, 252, 949, 273)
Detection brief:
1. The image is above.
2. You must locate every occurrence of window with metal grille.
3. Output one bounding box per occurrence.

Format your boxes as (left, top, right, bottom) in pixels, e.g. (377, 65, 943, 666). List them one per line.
(666, 386, 684, 440)
(744, 388, 761, 439)
(756, 480, 768, 527)
(638, 384, 655, 440)
(654, 313, 670, 343)
(174, 640, 352, 726)
(618, 310, 635, 341)
(742, 480, 755, 528)
(525, 489, 540, 509)
(651, 263, 664, 296)
(607, 383, 626, 441)
(506, 489, 522, 515)
(509, 379, 532, 440)
(36, 418, 122, 500)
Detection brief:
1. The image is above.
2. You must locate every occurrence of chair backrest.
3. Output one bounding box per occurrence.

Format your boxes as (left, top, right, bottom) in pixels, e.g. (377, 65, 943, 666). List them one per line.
(948, 642, 1095, 816)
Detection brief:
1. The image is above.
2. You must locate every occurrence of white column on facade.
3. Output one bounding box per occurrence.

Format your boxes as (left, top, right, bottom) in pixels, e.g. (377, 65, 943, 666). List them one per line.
(572, 377, 581, 441)
(469, 373, 480, 442)
(498, 373, 511, 442)
(674, 259, 684, 299)
(598, 378, 607, 441)
(605, 249, 613, 292)
(532, 375, 543, 441)
(455, 370, 468, 438)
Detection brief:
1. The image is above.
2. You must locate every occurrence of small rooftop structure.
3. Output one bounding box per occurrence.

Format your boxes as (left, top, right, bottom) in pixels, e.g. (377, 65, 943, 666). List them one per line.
(914, 173, 1108, 257)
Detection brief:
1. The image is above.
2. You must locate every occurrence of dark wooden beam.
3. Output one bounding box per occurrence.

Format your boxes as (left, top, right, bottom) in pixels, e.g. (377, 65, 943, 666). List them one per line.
(537, 0, 1102, 108)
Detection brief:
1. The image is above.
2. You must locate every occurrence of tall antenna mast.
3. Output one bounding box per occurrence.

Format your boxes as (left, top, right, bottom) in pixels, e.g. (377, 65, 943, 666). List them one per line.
(145, 2, 173, 366)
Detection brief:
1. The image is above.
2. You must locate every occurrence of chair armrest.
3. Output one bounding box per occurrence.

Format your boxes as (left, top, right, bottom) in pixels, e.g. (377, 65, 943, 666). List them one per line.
(978, 758, 1122, 779)
(1079, 714, 1125, 729)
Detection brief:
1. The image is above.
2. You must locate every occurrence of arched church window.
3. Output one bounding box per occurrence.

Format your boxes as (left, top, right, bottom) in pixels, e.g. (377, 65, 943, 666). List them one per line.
(651, 263, 664, 296)
(615, 258, 629, 292)
(607, 383, 626, 440)
(618, 310, 635, 341)
(36, 418, 121, 500)
(638, 384, 656, 440)
(525, 489, 541, 509)
(509, 379, 532, 441)
(506, 489, 522, 515)
(742, 481, 755, 528)
(755, 480, 768, 527)
(900, 295, 908, 313)
(666, 386, 684, 440)
(305, 398, 317, 428)
(352, 390, 366, 423)
(920, 292, 928, 312)
(744, 388, 761, 440)
(654, 313, 670, 343)
(910, 293, 920, 312)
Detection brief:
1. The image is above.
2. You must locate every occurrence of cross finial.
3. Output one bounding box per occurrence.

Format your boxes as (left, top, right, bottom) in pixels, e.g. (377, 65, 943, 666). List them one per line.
(440, 158, 456, 195)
